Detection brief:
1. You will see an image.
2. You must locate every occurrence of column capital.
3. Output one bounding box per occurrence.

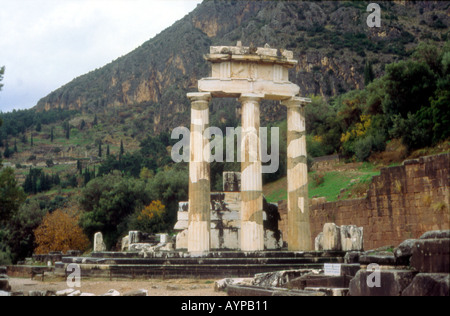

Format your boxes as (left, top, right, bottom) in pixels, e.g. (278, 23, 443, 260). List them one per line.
(281, 96, 312, 108)
(239, 93, 265, 103)
(187, 92, 212, 102)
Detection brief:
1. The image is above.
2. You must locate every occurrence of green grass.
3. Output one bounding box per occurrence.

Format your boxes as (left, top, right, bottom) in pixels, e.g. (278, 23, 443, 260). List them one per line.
(264, 163, 381, 203)
(308, 171, 353, 202)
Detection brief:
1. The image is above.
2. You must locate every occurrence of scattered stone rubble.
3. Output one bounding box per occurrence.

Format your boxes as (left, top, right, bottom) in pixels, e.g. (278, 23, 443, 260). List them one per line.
(315, 223, 364, 252)
(215, 230, 449, 296)
(349, 230, 449, 296)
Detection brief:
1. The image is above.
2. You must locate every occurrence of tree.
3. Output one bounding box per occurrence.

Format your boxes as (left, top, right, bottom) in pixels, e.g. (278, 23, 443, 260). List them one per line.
(79, 173, 152, 248)
(34, 209, 89, 254)
(3, 142, 11, 158)
(98, 143, 102, 158)
(364, 60, 375, 86)
(3, 199, 46, 263)
(120, 140, 125, 156)
(0, 167, 26, 224)
(382, 60, 436, 119)
(106, 145, 110, 157)
(128, 200, 166, 233)
(50, 127, 54, 142)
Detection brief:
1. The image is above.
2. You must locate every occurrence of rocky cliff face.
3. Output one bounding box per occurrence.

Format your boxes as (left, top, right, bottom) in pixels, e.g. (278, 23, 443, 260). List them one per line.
(35, 0, 449, 133)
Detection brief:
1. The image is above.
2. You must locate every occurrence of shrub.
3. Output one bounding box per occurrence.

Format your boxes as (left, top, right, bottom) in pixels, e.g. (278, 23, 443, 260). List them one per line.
(128, 200, 167, 234)
(34, 210, 89, 254)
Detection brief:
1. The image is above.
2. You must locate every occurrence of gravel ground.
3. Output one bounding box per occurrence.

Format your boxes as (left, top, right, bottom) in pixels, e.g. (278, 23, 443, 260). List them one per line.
(9, 277, 227, 296)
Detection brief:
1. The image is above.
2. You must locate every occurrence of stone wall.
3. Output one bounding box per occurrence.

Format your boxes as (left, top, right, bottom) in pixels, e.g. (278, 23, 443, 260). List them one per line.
(280, 153, 450, 250)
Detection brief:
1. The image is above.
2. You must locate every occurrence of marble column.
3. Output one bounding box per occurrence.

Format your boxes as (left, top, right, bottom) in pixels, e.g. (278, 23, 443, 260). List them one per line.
(187, 92, 212, 253)
(239, 94, 264, 252)
(283, 97, 312, 251)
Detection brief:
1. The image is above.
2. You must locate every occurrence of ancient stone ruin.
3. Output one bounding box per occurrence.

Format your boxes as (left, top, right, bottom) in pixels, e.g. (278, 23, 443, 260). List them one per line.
(186, 42, 312, 252)
(175, 172, 283, 250)
(314, 223, 364, 252)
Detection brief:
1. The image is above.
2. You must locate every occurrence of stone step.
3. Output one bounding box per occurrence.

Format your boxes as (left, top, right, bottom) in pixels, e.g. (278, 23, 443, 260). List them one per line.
(226, 284, 326, 296)
(62, 256, 344, 266)
(89, 250, 346, 259)
(56, 262, 330, 279)
(304, 287, 349, 297)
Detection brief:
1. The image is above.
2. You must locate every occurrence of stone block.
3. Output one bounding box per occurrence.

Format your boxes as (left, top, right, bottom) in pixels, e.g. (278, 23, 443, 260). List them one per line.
(341, 264, 361, 277)
(0, 276, 10, 292)
(253, 270, 317, 288)
(102, 289, 121, 296)
(265, 230, 283, 250)
(323, 223, 341, 251)
(214, 278, 253, 292)
(56, 288, 77, 296)
(121, 235, 129, 252)
(340, 225, 364, 251)
(394, 239, 416, 265)
(359, 254, 396, 266)
(223, 172, 241, 192)
(176, 229, 188, 249)
(344, 252, 363, 264)
(0, 266, 7, 275)
(315, 232, 324, 251)
(419, 230, 450, 240)
(93, 232, 106, 252)
(128, 231, 142, 244)
(123, 289, 148, 296)
(349, 269, 417, 296)
(410, 238, 450, 273)
(304, 287, 349, 296)
(402, 273, 450, 296)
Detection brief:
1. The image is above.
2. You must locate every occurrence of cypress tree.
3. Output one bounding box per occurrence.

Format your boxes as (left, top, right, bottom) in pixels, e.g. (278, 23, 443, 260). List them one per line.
(3, 142, 11, 158)
(364, 60, 375, 86)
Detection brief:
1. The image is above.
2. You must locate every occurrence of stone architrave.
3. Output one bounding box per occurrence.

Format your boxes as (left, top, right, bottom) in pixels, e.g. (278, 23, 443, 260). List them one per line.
(282, 97, 312, 251)
(240, 94, 265, 252)
(93, 232, 106, 252)
(187, 92, 212, 253)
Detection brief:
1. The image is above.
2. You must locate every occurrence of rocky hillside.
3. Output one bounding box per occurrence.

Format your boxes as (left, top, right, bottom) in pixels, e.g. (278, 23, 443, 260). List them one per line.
(34, 0, 449, 134)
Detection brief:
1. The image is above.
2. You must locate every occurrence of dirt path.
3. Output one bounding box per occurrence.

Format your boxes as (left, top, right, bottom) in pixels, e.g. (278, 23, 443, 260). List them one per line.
(9, 277, 227, 296)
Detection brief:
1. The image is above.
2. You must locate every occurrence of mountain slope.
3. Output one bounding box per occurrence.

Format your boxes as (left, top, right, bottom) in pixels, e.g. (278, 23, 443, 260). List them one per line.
(35, 0, 449, 134)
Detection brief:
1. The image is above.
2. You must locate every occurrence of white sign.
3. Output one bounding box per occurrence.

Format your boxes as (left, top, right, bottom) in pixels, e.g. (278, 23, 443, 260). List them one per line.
(324, 263, 342, 276)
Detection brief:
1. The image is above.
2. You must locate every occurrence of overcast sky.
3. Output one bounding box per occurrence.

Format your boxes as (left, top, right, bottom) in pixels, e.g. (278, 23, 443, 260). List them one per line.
(0, 0, 202, 113)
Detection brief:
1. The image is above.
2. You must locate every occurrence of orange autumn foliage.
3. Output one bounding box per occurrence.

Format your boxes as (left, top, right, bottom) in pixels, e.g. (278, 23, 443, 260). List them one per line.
(34, 209, 89, 254)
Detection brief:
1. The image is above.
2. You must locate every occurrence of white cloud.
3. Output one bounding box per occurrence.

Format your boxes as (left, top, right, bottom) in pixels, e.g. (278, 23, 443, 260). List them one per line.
(0, 0, 202, 112)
